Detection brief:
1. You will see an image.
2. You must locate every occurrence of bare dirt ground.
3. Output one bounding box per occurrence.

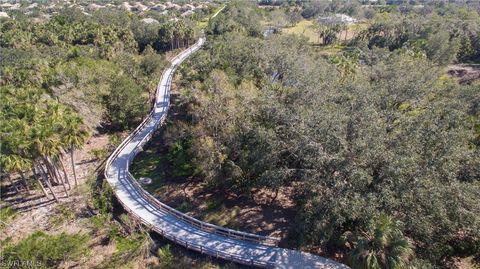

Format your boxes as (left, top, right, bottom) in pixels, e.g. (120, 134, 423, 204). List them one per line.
(154, 179, 296, 241)
(448, 64, 480, 84)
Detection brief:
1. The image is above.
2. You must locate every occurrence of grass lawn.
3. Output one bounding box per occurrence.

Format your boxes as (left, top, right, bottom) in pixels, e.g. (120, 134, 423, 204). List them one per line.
(282, 20, 320, 45)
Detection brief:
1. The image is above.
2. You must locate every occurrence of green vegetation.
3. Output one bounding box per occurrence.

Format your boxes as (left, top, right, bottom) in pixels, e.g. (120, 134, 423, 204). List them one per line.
(0, 3, 250, 268)
(0, 5, 203, 201)
(348, 214, 413, 269)
(0, 206, 16, 229)
(104, 76, 148, 130)
(89, 148, 109, 161)
(1, 231, 90, 268)
(104, 225, 153, 268)
(49, 204, 76, 227)
(2, 1, 479, 268)
(89, 177, 114, 216)
(1, 86, 89, 201)
(153, 241, 242, 269)
(132, 1, 480, 268)
(158, 244, 174, 268)
(167, 141, 195, 177)
(88, 176, 156, 268)
(353, 9, 480, 64)
(129, 132, 169, 194)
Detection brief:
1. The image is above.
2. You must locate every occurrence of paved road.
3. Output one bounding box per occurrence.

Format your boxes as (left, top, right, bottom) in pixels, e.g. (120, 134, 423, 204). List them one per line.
(105, 34, 350, 269)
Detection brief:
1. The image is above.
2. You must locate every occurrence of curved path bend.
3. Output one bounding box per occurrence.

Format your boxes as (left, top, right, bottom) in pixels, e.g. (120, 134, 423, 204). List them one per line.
(105, 35, 350, 269)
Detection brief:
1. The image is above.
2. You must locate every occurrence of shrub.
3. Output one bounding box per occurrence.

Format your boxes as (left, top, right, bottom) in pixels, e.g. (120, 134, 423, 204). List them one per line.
(89, 179, 114, 215)
(50, 204, 75, 227)
(0, 206, 16, 229)
(167, 141, 194, 178)
(1, 231, 89, 268)
(157, 245, 173, 268)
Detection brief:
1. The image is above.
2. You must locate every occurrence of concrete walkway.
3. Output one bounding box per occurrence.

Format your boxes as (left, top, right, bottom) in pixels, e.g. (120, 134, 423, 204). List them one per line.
(105, 34, 350, 269)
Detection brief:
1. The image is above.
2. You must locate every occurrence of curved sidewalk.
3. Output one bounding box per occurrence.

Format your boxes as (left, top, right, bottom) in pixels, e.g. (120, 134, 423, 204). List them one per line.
(105, 37, 350, 269)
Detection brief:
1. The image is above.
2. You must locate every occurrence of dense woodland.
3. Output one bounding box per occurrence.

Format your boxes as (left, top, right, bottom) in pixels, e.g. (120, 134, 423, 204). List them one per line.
(1, 1, 479, 269)
(158, 1, 479, 268)
(0, 8, 200, 199)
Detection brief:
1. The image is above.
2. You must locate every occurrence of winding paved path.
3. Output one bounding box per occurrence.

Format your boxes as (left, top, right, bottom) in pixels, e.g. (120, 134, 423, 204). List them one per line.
(105, 30, 350, 269)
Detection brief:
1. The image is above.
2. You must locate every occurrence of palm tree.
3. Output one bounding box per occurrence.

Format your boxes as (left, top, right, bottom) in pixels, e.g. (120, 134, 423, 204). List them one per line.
(167, 24, 175, 50)
(184, 26, 194, 47)
(159, 23, 175, 50)
(348, 214, 413, 269)
(174, 23, 182, 49)
(62, 114, 90, 187)
(55, 155, 71, 190)
(1, 154, 32, 193)
(31, 166, 49, 199)
(31, 108, 69, 197)
(1, 91, 51, 198)
(1, 87, 86, 201)
(36, 163, 59, 202)
(1, 118, 32, 192)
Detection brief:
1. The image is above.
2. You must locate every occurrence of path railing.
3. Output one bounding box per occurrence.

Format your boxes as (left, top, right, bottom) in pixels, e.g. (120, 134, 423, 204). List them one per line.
(110, 164, 276, 268)
(112, 172, 276, 268)
(104, 37, 280, 264)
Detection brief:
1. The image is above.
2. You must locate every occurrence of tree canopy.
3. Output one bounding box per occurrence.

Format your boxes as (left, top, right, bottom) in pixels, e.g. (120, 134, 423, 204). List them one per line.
(152, 2, 480, 267)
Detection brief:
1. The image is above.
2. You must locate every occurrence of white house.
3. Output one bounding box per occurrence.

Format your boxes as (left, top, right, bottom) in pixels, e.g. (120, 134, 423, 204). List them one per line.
(134, 2, 148, 12)
(318, 13, 357, 25)
(165, 2, 180, 10)
(121, 2, 133, 11)
(26, 3, 38, 9)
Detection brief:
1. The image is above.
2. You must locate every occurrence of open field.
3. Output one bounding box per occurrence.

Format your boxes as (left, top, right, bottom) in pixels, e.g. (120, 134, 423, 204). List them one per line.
(281, 19, 368, 45)
(281, 20, 319, 44)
